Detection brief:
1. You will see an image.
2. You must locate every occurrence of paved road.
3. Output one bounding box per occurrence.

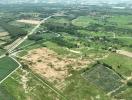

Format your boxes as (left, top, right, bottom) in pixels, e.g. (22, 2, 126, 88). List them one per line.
(0, 16, 52, 59)
(8, 16, 52, 53)
(0, 16, 52, 83)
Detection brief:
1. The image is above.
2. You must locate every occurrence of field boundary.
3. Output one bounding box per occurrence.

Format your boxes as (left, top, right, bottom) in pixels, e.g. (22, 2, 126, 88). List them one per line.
(0, 56, 21, 84)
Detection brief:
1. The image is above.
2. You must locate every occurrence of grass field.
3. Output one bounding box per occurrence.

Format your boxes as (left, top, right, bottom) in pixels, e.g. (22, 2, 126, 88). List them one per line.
(0, 49, 6, 56)
(72, 16, 96, 27)
(0, 57, 19, 81)
(8, 21, 35, 32)
(0, 68, 64, 100)
(77, 29, 113, 37)
(62, 69, 110, 100)
(0, 85, 15, 100)
(102, 53, 132, 76)
(108, 15, 132, 28)
(47, 17, 70, 24)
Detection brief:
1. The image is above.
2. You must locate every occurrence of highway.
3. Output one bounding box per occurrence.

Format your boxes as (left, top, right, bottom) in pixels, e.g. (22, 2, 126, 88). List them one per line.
(7, 16, 52, 53)
(0, 16, 52, 59)
(0, 15, 68, 99)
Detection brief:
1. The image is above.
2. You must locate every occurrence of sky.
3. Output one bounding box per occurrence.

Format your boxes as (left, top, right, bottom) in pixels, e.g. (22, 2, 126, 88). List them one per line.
(0, 0, 130, 4)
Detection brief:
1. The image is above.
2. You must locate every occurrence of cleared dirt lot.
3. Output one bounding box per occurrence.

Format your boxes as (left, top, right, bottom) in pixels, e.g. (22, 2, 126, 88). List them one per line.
(23, 48, 90, 84)
(17, 19, 41, 25)
(117, 50, 132, 58)
(0, 32, 9, 37)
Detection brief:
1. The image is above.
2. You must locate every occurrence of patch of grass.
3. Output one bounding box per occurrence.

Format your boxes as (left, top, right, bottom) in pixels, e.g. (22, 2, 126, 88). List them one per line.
(43, 41, 70, 55)
(48, 17, 70, 24)
(102, 53, 132, 76)
(17, 39, 35, 49)
(72, 16, 96, 27)
(108, 15, 132, 28)
(77, 30, 113, 37)
(62, 70, 110, 100)
(0, 85, 15, 100)
(1, 68, 64, 100)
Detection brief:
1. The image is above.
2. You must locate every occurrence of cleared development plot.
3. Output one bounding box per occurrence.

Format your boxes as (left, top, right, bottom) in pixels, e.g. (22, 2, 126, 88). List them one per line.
(82, 64, 124, 93)
(22, 47, 90, 84)
(0, 57, 19, 82)
(117, 50, 132, 58)
(0, 32, 9, 37)
(17, 19, 41, 25)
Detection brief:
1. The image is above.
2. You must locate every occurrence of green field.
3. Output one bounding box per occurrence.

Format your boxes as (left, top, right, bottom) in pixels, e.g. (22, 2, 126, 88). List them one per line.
(102, 53, 132, 76)
(108, 15, 132, 28)
(82, 63, 124, 93)
(0, 3, 132, 100)
(62, 69, 110, 100)
(72, 16, 96, 27)
(0, 57, 19, 81)
(48, 17, 70, 24)
(0, 68, 64, 100)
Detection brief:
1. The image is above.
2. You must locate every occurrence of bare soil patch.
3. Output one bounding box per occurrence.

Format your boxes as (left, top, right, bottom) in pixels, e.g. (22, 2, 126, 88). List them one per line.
(17, 19, 41, 25)
(23, 48, 90, 85)
(0, 32, 9, 37)
(117, 50, 132, 58)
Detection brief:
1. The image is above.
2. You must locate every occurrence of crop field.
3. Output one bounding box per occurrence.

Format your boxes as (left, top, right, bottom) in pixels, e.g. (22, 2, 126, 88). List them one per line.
(82, 63, 124, 93)
(0, 57, 19, 82)
(0, 3, 132, 100)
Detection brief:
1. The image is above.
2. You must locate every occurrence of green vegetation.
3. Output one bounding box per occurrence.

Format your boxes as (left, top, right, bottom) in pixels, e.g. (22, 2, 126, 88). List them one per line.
(0, 20, 27, 39)
(108, 15, 132, 28)
(0, 57, 19, 81)
(0, 68, 63, 100)
(82, 63, 124, 93)
(102, 53, 132, 76)
(72, 16, 96, 27)
(0, 3, 132, 100)
(63, 70, 110, 100)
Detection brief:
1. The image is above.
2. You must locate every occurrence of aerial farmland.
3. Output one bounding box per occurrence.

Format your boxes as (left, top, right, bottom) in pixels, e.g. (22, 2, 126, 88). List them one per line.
(0, 1, 132, 100)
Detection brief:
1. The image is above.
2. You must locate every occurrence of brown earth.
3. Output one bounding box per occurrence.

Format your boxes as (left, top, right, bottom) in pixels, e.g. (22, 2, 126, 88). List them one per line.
(22, 48, 90, 84)
(17, 19, 41, 25)
(117, 50, 132, 58)
(0, 32, 9, 37)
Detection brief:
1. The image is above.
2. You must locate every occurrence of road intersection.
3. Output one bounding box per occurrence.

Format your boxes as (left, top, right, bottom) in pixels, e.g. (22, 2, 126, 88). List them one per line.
(0, 16, 52, 84)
